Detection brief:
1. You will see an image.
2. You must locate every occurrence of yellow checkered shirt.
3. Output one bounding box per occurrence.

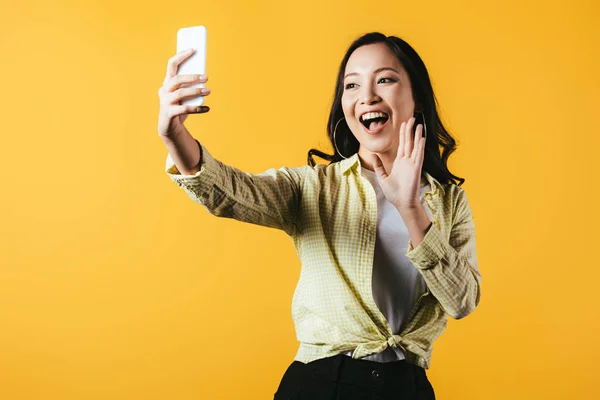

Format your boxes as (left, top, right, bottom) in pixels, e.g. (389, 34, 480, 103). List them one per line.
(165, 140, 482, 369)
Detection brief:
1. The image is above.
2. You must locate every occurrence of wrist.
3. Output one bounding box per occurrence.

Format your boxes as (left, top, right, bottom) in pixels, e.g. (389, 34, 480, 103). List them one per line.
(395, 203, 422, 216)
(159, 125, 189, 143)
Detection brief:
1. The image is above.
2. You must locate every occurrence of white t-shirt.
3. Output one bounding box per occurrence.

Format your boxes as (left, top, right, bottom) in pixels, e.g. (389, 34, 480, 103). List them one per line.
(343, 167, 432, 363)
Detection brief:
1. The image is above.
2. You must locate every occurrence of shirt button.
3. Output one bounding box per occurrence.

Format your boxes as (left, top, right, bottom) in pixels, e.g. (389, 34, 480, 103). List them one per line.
(371, 369, 380, 379)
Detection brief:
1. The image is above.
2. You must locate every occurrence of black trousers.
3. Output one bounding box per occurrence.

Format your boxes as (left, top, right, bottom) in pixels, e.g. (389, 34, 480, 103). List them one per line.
(274, 354, 435, 400)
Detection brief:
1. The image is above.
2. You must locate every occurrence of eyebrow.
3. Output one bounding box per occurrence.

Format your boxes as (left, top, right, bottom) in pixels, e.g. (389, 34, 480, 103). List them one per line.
(344, 67, 399, 80)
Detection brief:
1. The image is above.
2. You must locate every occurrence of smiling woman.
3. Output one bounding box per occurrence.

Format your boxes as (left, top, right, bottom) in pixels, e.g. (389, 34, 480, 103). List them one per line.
(161, 30, 481, 400)
(308, 33, 465, 189)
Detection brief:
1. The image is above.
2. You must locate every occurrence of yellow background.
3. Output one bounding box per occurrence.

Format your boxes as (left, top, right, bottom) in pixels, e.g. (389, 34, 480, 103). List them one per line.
(1, 0, 598, 398)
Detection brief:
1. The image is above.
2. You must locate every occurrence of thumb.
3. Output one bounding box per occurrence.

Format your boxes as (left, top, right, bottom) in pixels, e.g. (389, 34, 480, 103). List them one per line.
(373, 154, 388, 180)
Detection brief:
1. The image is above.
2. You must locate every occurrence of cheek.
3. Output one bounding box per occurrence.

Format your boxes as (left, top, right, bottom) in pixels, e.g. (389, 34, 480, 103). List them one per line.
(390, 92, 415, 115)
(341, 95, 351, 113)
(341, 99, 356, 124)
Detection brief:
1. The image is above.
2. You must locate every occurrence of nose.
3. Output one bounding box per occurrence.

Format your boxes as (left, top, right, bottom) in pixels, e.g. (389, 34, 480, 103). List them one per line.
(359, 84, 381, 104)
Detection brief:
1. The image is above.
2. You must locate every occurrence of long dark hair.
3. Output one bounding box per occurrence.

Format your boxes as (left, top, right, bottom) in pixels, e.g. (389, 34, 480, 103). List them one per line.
(307, 32, 465, 187)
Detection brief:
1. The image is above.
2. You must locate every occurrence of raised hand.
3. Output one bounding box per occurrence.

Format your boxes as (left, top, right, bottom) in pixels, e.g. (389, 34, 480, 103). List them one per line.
(373, 117, 426, 211)
(157, 49, 211, 138)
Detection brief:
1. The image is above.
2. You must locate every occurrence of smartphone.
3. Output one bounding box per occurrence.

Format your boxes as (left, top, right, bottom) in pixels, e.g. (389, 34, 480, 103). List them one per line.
(176, 25, 207, 107)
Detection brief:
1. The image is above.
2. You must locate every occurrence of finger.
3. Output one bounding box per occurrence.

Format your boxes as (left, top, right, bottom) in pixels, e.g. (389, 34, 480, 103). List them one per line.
(159, 75, 208, 103)
(398, 122, 405, 158)
(411, 124, 422, 160)
(165, 49, 195, 82)
(415, 136, 426, 168)
(170, 105, 210, 117)
(373, 154, 388, 179)
(193, 105, 211, 114)
(404, 117, 415, 157)
(168, 73, 208, 92)
(169, 87, 211, 105)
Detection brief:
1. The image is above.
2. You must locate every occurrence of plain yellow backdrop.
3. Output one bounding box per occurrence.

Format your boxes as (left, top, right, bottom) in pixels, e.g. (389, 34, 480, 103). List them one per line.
(1, 0, 598, 398)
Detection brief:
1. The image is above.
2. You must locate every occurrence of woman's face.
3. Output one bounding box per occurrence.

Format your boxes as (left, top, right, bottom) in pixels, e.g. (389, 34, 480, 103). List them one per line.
(341, 43, 417, 156)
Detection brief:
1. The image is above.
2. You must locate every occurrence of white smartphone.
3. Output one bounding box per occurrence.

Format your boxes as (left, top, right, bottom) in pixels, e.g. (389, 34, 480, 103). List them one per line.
(176, 25, 207, 107)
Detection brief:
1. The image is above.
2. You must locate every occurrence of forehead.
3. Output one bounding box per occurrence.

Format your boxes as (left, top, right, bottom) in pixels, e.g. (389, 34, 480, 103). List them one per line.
(344, 43, 404, 77)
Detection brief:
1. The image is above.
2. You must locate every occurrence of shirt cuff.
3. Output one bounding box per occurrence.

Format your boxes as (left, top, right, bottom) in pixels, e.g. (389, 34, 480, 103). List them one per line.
(165, 140, 220, 190)
(405, 221, 451, 270)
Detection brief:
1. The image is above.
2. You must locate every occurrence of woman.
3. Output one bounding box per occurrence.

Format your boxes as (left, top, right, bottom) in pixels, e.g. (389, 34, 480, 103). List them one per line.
(157, 31, 482, 400)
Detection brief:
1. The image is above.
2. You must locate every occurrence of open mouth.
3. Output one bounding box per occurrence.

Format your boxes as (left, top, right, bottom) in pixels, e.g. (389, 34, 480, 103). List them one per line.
(360, 113, 390, 132)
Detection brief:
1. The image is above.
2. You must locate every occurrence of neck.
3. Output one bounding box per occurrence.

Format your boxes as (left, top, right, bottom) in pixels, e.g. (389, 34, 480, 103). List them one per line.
(357, 147, 397, 175)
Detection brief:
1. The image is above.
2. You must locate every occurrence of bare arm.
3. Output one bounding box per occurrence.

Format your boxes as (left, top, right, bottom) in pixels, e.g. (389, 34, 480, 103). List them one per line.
(159, 125, 202, 176)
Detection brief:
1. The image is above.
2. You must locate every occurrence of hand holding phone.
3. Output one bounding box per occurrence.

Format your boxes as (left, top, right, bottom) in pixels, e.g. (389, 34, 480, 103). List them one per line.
(176, 25, 207, 107)
(157, 26, 210, 138)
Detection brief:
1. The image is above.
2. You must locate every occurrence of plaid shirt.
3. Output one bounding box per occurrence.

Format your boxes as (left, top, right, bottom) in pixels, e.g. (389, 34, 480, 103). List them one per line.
(165, 140, 482, 369)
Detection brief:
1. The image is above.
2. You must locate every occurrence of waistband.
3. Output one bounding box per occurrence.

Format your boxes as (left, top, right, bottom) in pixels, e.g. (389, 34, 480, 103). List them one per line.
(302, 353, 421, 394)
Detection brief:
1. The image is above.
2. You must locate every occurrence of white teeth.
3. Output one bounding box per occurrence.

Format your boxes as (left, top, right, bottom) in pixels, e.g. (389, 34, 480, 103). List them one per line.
(361, 112, 388, 122)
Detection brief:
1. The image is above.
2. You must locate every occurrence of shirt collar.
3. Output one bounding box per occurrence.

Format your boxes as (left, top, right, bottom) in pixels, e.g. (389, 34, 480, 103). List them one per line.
(338, 152, 445, 197)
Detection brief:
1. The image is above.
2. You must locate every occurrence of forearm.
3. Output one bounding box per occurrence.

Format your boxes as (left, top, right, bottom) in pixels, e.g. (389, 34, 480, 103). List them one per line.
(397, 204, 432, 248)
(410, 231, 481, 319)
(401, 202, 482, 319)
(160, 127, 202, 175)
(164, 140, 306, 236)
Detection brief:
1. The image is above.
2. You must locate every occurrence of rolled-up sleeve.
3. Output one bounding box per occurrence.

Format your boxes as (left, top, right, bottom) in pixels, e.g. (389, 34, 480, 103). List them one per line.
(405, 187, 482, 319)
(165, 139, 306, 236)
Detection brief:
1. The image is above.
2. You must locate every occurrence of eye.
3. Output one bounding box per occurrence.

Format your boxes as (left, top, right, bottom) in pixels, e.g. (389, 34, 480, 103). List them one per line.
(344, 77, 395, 90)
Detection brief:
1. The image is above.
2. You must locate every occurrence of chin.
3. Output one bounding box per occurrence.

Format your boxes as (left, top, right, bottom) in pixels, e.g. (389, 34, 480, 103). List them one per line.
(360, 146, 395, 158)
(357, 135, 395, 154)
